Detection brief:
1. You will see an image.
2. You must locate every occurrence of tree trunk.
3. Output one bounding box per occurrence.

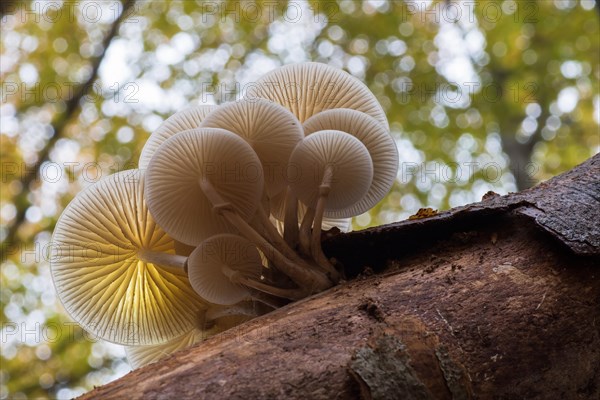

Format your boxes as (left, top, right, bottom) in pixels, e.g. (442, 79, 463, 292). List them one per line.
(80, 155, 600, 400)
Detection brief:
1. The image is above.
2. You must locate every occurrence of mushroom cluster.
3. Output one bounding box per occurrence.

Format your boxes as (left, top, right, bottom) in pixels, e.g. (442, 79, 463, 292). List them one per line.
(51, 62, 399, 368)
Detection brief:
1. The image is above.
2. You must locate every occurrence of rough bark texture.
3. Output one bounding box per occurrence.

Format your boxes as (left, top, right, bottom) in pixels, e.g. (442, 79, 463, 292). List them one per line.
(80, 155, 600, 400)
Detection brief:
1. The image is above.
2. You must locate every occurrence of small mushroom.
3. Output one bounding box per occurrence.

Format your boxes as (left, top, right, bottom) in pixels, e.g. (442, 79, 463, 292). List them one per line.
(188, 234, 260, 305)
(200, 98, 303, 197)
(139, 105, 217, 169)
(246, 62, 389, 129)
(145, 127, 264, 246)
(51, 170, 207, 346)
(188, 234, 307, 303)
(302, 109, 399, 218)
(288, 130, 373, 270)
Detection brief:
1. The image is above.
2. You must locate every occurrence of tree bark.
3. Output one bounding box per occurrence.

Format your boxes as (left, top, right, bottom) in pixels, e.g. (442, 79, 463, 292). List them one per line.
(80, 155, 600, 400)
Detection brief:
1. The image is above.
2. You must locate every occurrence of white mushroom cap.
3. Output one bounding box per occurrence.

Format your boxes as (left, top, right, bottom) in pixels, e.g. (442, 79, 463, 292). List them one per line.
(145, 128, 264, 246)
(246, 62, 388, 129)
(187, 234, 263, 306)
(302, 109, 399, 218)
(200, 98, 303, 197)
(139, 105, 217, 170)
(50, 170, 207, 346)
(288, 130, 373, 214)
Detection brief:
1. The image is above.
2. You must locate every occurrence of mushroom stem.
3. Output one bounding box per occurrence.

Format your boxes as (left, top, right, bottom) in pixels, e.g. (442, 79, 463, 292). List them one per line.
(217, 265, 288, 308)
(299, 206, 316, 257)
(199, 177, 331, 293)
(260, 257, 294, 289)
(137, 249, 188, 273)
(253, 204, 325, 277)
(205, 303, 259, 321)
(299, 205, 339, 282)
(248, 290, 288, 309)
(221, 264, 306, 301)
(283, 187, 299, 248)
(310, 166, 341, 281)
(234, 274, 307, 300)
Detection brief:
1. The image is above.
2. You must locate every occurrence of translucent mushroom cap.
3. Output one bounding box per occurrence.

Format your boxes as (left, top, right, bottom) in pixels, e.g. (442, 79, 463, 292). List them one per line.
(126, 328, 203, 369)
(50, 170, 207, 346)
(288, 130, 374, 214)
(139, 105, 217, 169)
(125, 312, 251, 369)
(187, 234, 263, 306)
(145, 128, 264, 246)
(303, 109, 399, 218)
(200, 98, 303, 197)
(246, 62, 388, 129)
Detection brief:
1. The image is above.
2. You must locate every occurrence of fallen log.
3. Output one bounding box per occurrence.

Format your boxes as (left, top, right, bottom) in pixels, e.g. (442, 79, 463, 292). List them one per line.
(80, 154, 600, 400)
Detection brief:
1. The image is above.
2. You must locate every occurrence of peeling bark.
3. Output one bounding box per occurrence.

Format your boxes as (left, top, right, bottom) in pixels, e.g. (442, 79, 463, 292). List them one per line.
(80, 155, 600, 400)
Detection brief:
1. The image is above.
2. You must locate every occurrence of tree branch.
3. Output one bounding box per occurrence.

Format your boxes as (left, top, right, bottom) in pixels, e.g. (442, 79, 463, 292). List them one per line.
(2, 0, 136, 251)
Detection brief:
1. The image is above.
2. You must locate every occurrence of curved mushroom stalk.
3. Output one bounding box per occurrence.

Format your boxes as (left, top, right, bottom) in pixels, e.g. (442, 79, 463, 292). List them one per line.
(289, 131, 374, 278)
(298, 206, 316, 258)
(136, 249, 188, 274)
(310, 166, 336, 269)
(226, 268, 307, 301)
(282, 187, 300, 248)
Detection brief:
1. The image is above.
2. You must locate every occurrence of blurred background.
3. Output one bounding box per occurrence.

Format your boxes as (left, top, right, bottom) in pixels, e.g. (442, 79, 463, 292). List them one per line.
(1, 0, 598, 398)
